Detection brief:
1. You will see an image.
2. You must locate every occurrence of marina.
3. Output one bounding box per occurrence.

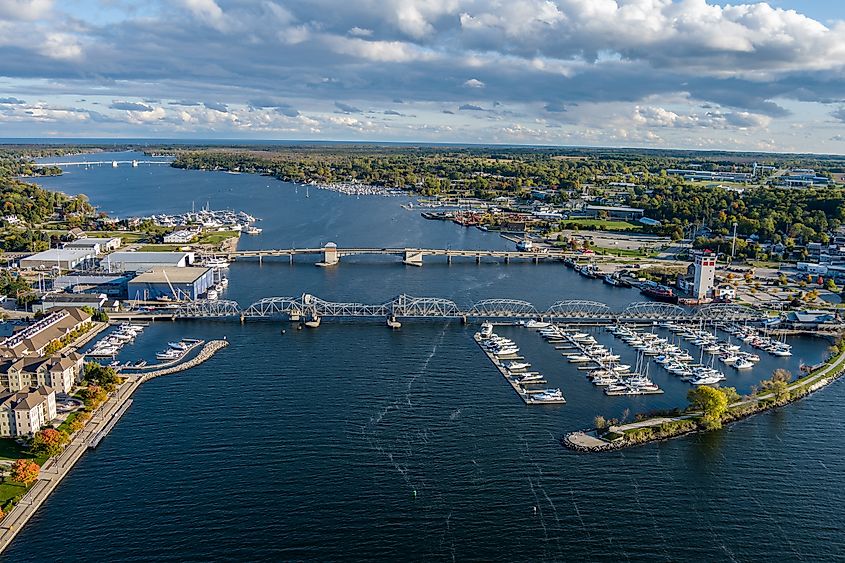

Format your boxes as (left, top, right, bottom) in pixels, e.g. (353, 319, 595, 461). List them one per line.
(473, 323, 565, 405)
(85, 322, 148, 358)
(529, 323, 664, 396)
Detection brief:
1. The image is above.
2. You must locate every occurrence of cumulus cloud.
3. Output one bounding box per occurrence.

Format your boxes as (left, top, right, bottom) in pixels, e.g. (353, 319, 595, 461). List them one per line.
(0, 0, 842, 148)
(0, 0, 53, 21)
(832, 107, 845, 123)
(0, 97, 25, 105)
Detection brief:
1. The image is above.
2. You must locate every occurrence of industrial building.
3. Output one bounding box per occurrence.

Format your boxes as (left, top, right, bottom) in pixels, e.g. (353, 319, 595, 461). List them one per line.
(103, 251, 195, 273)
(583, 205, 645, 220)
(19, 248, 95, 271)
(127, 267, 214, 300)
(53, 274, 130, 298)
(64, 236, 122, 254)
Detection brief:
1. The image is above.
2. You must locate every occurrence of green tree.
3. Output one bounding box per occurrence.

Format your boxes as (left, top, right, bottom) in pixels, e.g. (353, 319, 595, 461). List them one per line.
(688, 386, 729, 429)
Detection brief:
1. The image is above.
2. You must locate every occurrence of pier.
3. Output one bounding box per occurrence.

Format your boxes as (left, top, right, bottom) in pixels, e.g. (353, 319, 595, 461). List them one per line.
(473, 333, 566, 405)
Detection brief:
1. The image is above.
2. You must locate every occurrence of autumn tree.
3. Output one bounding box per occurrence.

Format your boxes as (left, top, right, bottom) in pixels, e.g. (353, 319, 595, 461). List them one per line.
(29, 428, 69, 458)
(10, 459, 40, 486)
(761, 369, 792, 401)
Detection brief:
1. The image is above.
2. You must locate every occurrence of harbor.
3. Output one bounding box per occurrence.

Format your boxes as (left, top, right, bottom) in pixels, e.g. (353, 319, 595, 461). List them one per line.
(474, 323, 566, 405)
(7, 149, 842, 561)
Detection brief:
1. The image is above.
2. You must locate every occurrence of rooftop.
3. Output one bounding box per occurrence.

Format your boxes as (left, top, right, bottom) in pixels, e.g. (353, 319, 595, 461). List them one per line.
(21, 248, 94, 261)
(129, 267, 212, 284)
(106, 251, 192, 263)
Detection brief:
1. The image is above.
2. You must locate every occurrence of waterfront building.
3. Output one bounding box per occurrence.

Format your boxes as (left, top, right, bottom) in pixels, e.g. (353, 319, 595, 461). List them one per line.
(64, 236, 122, 254)
(0, 354, 83, 394)
(127, 267, 214, 300)
(103, 251, 195, 273)
(19, 248, 96, 271)
(693, 253, 717, 299)
(33, 293, 111, 313)
(0, 308, 92, 359)
(0, 386, 58, 437)
(162, 229, 199, 244)
(53, 274, 130, 298)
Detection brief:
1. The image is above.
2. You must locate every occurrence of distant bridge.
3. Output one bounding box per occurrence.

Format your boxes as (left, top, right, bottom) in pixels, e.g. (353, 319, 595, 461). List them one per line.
(129, 294, 765, 325)
(39, 160, 173, 167)
(216, 243, 582, 266)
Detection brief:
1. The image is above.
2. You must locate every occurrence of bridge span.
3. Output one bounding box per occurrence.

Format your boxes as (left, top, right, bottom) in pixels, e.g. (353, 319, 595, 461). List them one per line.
(39, 160, 172, 167)
(123, 294, 765, 325)
(217, 243, 581, 266)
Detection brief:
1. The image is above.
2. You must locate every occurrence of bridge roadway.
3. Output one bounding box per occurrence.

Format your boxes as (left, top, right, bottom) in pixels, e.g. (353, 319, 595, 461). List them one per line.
(217, 244, 581, 266)
(39, 160, 172, 166)
(114, 293, 765, 325)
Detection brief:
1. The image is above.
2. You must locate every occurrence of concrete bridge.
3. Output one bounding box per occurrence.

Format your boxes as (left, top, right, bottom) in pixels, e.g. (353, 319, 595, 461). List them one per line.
(125, 294, 765, 325)
(39, 160, 173, 167)
(216, 242, 580, 266)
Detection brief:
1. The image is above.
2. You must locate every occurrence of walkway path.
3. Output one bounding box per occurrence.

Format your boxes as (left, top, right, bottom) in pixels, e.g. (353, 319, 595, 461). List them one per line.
(0, 340, 229, 554)
(566, 350, 845, 451)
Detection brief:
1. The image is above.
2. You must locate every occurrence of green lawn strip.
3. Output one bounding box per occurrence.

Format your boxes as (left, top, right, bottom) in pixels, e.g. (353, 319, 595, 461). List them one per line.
(560, 219, 642, 231)
(196, 230, 240, 245)
(0, 438, 32, 461)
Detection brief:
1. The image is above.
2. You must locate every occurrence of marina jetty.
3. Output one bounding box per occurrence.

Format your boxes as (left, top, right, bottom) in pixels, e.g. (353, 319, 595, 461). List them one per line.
(562, 348, 845, 453)
(0, 340, 229, 554)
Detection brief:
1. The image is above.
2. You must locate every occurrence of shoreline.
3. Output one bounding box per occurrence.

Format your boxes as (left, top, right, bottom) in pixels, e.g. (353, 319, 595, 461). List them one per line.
(562, 348, 845, 453)
(0, 340, 229, 553)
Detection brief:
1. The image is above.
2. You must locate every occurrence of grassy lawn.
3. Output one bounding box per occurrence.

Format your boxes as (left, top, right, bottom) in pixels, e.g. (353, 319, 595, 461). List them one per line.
(0, 439, 31, 461)
(591, 246, 656, 257)
(0, 481, 28, 509)
(560, 219, 642, 231)
(57, 411, 81, 434)
(136, 244, 184, 252)
(197, 230, 240, 245)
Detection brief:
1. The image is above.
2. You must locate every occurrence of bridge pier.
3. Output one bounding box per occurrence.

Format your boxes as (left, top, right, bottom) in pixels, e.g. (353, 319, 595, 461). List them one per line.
(316, 242, 339, 267)
(476, 256, 481, 264)
(447, 255, 452, 265)
(504, 256, 510, 264)
(403, 250, 424, 267)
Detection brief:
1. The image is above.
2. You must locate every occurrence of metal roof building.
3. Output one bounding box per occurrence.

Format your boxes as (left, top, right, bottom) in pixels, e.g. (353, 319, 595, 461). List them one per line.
(102, 251, 195, 273)
(127, 267, 213, 301)
(19, 249, 96, 271)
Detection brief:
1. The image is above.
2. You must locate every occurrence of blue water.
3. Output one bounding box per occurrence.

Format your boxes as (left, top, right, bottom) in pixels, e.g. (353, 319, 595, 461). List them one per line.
(6, 151, 843, 561)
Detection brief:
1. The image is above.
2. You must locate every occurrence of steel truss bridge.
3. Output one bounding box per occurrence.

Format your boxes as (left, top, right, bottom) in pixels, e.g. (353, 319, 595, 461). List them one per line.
(162, 294, 764, 324)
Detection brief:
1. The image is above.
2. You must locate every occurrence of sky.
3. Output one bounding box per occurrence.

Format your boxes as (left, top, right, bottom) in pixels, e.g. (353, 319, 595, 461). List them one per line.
(0, 0, 843, 153)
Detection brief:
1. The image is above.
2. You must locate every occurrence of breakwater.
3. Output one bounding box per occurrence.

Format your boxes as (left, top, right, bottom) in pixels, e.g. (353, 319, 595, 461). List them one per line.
(563, 349, 845, 452)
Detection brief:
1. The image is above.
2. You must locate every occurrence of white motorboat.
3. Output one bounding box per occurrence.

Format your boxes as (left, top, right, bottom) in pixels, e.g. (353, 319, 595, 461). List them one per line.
(734, 358, 754, 370)
(525, 320, 551, 329)
(507, 361, 531, 371)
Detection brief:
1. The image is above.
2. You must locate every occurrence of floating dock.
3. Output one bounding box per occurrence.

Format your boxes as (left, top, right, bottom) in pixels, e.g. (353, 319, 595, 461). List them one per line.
(473, 333, 566, 405)
(88, 399, 133, 449)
